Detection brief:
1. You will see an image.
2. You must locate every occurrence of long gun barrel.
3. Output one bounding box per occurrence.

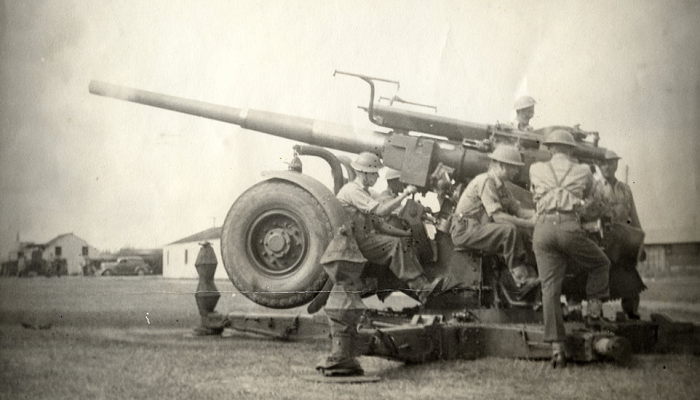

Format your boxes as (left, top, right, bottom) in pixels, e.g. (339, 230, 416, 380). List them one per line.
(89, 80, 387, 156)
(88, 80, 604, 187)
(88, 80, 493, 183)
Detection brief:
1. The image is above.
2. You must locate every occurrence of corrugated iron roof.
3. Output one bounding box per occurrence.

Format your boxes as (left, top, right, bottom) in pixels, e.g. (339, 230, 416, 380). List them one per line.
(167, 227, 221, 245)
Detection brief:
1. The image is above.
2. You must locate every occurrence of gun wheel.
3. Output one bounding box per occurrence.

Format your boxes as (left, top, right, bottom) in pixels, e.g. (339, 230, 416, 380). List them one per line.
(221, 180, 331, 308)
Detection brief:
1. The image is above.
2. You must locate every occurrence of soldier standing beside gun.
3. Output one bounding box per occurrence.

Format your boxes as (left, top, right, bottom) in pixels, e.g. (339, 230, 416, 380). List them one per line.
(595, 149, 646, 320)
(529, 130, 610, 368)
(336, 152, 442, 304)
(512, 96, 536, 131)
(450, 145, 537, 287)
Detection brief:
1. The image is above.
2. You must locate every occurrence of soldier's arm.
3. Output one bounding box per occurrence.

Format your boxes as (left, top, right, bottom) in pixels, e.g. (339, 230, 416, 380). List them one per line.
(374, 218, 412, 237)
(374, 186, 417, 217)
(516, 208, 535, 219)
(582, 165, 598, 200)
(480, 178, 532, 227)
(492, 211, 536, 229)
(628, 189, 642, 229)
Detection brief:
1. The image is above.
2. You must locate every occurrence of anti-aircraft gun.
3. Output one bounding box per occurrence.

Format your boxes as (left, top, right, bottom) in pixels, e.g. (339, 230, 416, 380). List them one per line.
(89, 73, 698, 365)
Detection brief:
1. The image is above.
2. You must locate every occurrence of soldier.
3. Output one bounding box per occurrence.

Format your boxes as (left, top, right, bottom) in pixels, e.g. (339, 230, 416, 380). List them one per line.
(529, 130, 610, 368)
(373, 168, 403, 203)
(450, 145, 537, 286)
(372, 168, 408, 229)
(316, 226, 368, 377)
(336, 152, 442, 304)
(596, 149, 646, 319)
(512, 96, 536, 131)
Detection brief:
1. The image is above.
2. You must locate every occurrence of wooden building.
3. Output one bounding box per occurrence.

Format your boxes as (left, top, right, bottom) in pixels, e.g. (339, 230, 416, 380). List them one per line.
(162, 227, 227, 279)
(42, 233, 99, 275)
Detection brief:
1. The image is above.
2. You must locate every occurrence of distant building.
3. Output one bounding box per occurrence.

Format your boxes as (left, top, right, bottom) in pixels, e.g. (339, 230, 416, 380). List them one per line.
(43, 233, 99, 275)
(162, 227, 226, 279)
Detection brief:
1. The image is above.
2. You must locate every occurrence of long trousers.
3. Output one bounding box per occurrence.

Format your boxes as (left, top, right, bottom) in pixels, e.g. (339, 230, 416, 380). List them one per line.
(357, 233, 424, 282)
(533, 214, 610, 342)
(450, 217, 525, 271)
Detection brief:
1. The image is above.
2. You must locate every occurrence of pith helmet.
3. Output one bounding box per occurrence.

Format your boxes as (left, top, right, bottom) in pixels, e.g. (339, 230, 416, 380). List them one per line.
(514, 96, 536, 111)
(604, 149, 621, 160)
(489, 145, 524, 166)
(544, 129, 577, 147)
(351, 152, 382, 173)
(384, 168, 401, 180)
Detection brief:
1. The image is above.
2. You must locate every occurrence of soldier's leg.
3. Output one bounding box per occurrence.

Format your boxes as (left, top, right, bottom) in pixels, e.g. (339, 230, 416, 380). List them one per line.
(318, 261, 366, 376)
(452, 219, 525, 271)
(358, 233, 441, 302)
(563, 230, 610, 303)
(359, 233, 423, 282)
(533, 224, 568, 343)
(621, 293, 640, 319)
(321, 297, 365, 376)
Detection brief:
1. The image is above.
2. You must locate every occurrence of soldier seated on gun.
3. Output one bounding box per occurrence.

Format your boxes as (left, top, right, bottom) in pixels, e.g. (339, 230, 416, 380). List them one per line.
(336, 152, 442, 303)
(372, 168, 410, 230)
(451, 145, 538, 287)
(512, 96, 536, 132)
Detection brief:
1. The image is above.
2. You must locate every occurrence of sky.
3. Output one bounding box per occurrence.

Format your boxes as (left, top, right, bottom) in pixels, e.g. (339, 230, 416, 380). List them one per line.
(1, 0, 699, 257)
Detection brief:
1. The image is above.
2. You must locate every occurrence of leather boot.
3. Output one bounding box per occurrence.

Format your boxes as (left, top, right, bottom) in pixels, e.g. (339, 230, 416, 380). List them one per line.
(316, 334, 364, 376)
(585, 299, 614, 328)
(551, 341, 567, 369)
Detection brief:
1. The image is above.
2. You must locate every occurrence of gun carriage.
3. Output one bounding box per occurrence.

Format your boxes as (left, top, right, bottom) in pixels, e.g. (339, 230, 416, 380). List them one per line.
(89, 72, 699, 366)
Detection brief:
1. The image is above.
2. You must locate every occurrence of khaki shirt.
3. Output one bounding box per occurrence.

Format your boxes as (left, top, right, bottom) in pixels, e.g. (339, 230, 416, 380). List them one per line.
(337, 180, 380, 219)
(512, 117, 533, 132)
(594, 178, 642, 228)
(372, 189, 395, 203)
(529, 153, 595, 214)
(454, 170, 521, 222)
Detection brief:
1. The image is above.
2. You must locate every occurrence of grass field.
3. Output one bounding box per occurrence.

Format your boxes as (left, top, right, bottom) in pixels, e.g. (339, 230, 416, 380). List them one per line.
(1, 276, 699, 400)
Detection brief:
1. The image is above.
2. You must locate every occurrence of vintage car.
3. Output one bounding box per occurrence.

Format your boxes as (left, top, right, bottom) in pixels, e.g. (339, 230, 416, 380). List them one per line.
(100, 256, 152, 276)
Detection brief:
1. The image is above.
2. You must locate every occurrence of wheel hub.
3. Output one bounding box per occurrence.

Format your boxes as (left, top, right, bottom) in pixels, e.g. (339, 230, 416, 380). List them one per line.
(248, 210, 307, 276)
(264, 228, 291, 256)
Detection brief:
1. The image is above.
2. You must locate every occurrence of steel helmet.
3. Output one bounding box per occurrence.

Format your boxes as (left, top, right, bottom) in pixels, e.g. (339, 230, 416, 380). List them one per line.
(543, 129, 577, 147)
(488, 145, 524, 166)
(351, 152, 382, 173)
(514, 96, 536, 111)
(384, 168, 401, 180)
(604, 149, 621, 160)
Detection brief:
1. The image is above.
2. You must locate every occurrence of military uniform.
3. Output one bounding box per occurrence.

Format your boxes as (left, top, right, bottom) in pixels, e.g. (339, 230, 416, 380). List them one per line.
(372, 189, 407, 229)
(512, 96, 536, 132)
(316, 229, 368, 376)
(595, 178, 641, 228)
(595, 177, 646, 317)
(451, 170, 527, 271)
(336, 180, 429, 292)
(530, 153, 610, 343)
(511, 117, 534, 132)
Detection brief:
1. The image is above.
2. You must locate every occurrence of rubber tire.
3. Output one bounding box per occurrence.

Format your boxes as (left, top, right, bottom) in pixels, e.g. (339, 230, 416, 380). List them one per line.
(136, 269, 145, 276)
(221, 180, 331, 309)
(102, 269, 113, 276)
